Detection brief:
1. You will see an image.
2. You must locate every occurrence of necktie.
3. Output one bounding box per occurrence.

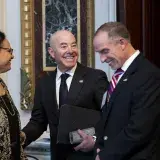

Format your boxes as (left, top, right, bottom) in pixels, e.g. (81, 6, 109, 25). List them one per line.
(107, 68, 124, 101)
(59, 73, 70, 108)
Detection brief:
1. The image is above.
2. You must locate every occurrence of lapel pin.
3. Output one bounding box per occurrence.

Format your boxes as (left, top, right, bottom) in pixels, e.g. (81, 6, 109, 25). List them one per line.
(123, 78, 128, 82)
(79, 80, 84, 83)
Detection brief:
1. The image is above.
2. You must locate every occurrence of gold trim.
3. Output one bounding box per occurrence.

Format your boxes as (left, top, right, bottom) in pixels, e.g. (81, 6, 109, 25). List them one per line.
(42, 0, 50, 71)
(77, 0, 81, 63)
(86, 0, 95, 67)
(21, 0, 34, 110)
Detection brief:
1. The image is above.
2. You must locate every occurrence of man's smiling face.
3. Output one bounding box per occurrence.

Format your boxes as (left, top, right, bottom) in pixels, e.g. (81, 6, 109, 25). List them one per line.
(93, 31, 127, 70)
(48, 30, 78, 72)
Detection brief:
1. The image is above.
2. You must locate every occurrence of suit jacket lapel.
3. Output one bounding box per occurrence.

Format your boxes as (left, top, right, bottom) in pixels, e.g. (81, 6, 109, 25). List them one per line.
(47, 71, 59, 114)
(67, 63, 86, 105)
(103, 53, 144, 122)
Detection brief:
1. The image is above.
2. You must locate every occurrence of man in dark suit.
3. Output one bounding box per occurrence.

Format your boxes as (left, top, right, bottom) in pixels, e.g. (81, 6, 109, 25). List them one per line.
(22, 30, 108, 160)
(93, 22, 160, 160)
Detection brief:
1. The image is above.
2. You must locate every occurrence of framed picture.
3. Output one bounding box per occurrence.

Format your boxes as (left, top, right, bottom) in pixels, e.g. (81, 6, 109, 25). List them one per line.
(42, 0, 81, 71)
(21, 0, 95, 110)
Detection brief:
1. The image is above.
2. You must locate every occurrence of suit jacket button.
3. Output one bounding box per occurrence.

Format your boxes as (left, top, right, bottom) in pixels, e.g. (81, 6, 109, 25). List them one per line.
(103, 136, 108, 140)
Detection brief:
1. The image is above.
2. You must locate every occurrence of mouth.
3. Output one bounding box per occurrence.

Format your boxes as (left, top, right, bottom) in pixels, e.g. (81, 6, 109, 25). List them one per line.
(107, 59, 113, 65)
(63, 55, 76, 61)
(7, 59, 12, 65)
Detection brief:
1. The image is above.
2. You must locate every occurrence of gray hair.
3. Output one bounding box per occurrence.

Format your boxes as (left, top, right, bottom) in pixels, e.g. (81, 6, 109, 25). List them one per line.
(95, 22, 131, 42)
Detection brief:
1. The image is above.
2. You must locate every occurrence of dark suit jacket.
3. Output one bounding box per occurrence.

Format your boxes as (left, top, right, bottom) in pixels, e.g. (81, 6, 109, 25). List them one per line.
(95, 53, 160, 160)
(22, 63, 108, 160)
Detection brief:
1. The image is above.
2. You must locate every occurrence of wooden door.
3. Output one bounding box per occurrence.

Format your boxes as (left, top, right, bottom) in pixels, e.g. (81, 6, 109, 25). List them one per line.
(117, 0, 160, 68)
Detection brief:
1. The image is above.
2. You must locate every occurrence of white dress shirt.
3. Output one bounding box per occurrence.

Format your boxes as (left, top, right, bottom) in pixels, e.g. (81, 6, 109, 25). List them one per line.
(56, 64, 77, 107)
(101, 50, 140, 108)
(118, 50, 140, 82)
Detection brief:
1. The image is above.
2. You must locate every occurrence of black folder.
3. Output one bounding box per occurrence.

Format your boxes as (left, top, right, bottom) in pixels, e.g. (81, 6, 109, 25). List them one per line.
(57, 104, 101, 144)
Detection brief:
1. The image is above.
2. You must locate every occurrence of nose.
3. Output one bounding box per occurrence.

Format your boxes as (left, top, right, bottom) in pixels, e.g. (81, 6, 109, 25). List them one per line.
(68, 46, 73, 53)
(100, 54, 107, 63)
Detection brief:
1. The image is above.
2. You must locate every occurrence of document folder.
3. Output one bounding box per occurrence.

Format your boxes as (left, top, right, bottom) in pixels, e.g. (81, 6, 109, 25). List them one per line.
(57, 104, 100, 144)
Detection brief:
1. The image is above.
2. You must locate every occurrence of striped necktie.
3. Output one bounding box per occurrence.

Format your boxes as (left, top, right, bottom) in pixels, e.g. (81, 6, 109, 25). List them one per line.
(107, 68, 124, 101)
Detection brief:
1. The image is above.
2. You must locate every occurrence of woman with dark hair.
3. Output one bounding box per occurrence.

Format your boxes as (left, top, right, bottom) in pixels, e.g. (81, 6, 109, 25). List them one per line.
(0, 31, 27, 159)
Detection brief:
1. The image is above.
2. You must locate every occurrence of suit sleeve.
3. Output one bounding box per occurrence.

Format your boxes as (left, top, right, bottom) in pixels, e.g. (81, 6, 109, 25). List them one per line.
(22, 80, 48, 146)
(99, 74, 160, 160)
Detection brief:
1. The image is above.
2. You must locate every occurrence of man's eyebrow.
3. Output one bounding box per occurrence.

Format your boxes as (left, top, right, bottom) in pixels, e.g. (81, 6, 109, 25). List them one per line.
(60, 42, 67, 45)
(60, 42, 77, 46)
(99, 48, 109, 53)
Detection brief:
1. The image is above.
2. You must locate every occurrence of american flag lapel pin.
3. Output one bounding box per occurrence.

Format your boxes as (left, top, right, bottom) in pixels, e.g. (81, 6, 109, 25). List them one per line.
(123, 78, 128, 82)
(79, 80, 84, 83)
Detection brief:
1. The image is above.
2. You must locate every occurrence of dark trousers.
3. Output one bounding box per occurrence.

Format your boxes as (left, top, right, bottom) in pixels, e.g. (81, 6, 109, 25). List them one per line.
(51, 144, 73, 160)
(51, 144, 94, 160)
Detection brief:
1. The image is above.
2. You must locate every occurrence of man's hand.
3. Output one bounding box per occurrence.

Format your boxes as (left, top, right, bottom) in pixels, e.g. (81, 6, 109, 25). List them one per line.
(95, 148, 100, 160)
(74, 129, 95, 152)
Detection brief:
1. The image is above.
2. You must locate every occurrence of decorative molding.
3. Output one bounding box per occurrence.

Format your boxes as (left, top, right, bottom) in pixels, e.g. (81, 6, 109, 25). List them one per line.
(41, 0, 82, 71)
(77, 0, 81, 63)
(21, 0, 34, 110)
(86, 0, 95, 67)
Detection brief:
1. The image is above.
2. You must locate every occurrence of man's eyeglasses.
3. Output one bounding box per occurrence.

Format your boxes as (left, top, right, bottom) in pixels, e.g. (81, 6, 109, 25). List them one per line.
(0, 47, 13, 54)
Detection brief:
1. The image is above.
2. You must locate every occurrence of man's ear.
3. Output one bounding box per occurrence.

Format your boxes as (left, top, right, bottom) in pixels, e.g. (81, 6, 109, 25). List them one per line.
(48, 47, 55, 58)
(119, 38, 128, 50)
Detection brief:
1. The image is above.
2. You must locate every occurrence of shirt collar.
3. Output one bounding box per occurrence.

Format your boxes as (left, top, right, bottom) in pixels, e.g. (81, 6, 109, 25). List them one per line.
(121, 50, 140, 72)
(56, 63, 77, 80)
